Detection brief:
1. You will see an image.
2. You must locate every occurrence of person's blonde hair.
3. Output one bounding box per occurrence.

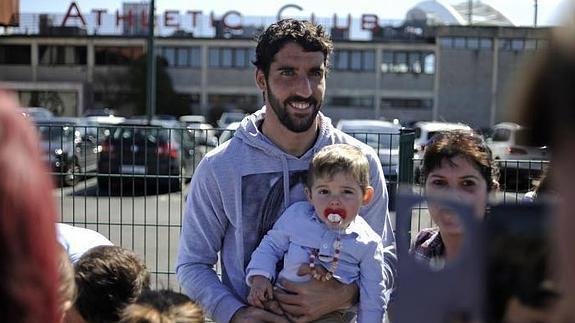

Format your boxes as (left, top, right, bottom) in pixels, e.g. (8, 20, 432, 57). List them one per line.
(119, 289, 204, 323)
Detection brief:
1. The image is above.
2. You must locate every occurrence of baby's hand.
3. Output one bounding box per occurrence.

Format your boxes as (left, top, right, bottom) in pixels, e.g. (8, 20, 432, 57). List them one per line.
(247, 275, 274, 309)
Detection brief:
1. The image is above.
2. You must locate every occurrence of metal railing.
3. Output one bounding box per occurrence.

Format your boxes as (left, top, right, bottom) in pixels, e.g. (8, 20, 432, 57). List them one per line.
(44, 123, 550, 289)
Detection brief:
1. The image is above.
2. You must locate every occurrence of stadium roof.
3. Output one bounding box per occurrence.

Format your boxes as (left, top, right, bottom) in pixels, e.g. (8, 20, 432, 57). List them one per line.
(405, 0, 516, 26)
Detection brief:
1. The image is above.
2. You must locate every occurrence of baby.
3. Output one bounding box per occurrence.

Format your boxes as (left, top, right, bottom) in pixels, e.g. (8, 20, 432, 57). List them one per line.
(246, 144, 386, 322)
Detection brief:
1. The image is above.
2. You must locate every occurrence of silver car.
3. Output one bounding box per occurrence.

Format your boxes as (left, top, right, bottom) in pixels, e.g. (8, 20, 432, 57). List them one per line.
(336, 119, 402, 181)
(488, 122, 549, 169)
(487, 122, 550, 188)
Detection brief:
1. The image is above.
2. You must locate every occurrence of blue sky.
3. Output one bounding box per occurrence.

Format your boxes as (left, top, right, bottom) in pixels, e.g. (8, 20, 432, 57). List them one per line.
(20, 0, 569, 26)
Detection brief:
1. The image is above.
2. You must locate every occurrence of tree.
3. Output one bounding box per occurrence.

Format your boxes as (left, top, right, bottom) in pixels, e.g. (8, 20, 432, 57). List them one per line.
(127, 55, 189, 117)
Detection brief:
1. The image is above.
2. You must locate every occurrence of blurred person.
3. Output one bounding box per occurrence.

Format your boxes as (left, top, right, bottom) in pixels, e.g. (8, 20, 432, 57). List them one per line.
(73, 245, 151, 323)
(512, 9, 575, 320)
(246, 144, 386, 322)
(176, 19, 395, 323)
(56, 223, 113, 263)
(412, 129, 499, 269)
(0, 90, 61, 323)
(522, 166, 552, 203)
(119, 289, 204, 323)
(57, 245, 77, 323)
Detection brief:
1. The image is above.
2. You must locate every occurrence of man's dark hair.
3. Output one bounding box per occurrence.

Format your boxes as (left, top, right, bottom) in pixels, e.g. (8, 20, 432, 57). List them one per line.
(252, 18, 333, 78)
(74, 245, 151, 323)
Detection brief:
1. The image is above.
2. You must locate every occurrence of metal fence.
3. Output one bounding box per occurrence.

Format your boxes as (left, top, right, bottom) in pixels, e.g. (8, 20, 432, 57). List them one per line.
(45, 123, 549, 289)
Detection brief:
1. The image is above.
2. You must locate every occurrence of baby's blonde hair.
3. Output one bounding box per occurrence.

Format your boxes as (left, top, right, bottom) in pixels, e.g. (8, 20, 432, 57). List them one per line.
(307, 144, 370, 193)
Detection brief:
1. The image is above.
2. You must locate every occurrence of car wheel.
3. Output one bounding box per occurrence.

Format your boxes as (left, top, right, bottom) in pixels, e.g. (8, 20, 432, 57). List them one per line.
(63, 159, 81, 187)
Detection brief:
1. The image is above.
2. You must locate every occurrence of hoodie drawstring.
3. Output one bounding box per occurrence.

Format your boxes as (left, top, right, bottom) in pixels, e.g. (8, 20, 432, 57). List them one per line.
(281, 155, 290, 210)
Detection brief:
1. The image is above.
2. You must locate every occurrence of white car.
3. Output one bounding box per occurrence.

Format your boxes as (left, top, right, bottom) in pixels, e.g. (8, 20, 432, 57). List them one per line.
(218, 121, 241, 143)
(487, 122, 549, 173)
(411, 121, 472, 183)
(336, 119, 402, 181)
(412, 121, 472, 158)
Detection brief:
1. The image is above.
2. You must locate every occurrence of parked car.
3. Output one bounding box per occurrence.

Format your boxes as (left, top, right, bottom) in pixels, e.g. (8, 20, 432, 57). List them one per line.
(412, 121, 473, 157)
(97, 119, 207, 192)
(487, 122, 550, 188)
(21, 106, 54, 120)
(336, 119, 402, 211)
(217, 111, 246, 130)
(218, 121, 241, 143)
(82, 107, 117, 117)
(336, 119, 402, 181)
(84, 115, 126, 141)
(35, 118, 99, 186)
(411, 121, 472, 183)
(179, 115, 207, 125)
(185, 122, 218, 147)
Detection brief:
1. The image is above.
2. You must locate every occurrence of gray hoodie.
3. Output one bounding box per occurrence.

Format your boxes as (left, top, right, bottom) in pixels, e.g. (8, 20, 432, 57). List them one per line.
(176, 107, 396, 322)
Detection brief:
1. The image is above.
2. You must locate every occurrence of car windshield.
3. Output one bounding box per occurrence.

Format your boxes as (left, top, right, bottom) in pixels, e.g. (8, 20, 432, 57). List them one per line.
(348, 132, 399, 149)
(113, 127, 175, 144)
(38, 125, 74, 141)
(492, 128, 511, 142)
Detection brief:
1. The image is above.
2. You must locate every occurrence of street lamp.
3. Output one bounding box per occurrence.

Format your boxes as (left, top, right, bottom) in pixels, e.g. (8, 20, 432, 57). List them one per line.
(146, 0, 156, 124)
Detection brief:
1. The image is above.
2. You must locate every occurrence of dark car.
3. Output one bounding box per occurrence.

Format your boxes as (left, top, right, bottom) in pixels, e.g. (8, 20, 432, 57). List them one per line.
(97, 120, 208, 192)
(36, 118, 99, 186)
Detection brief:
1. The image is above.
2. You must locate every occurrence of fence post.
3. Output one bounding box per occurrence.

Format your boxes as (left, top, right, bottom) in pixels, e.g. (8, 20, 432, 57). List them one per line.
(398, 128, 415, 185)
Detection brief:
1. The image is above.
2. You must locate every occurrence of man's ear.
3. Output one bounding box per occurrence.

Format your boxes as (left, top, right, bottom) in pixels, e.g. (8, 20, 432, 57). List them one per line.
(304, 186, 312, 201)
(255, 69, 266, 90)
(363, 186, 374, 205)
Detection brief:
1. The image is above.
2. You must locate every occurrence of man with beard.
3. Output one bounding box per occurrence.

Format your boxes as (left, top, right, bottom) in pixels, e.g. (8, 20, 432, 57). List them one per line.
(176, 19, 395, 323)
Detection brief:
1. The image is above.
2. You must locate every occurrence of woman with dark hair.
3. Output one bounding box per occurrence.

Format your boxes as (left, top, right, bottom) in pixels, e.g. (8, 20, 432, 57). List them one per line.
(412, 129, 499, 268)
(0, 91, 60, 323)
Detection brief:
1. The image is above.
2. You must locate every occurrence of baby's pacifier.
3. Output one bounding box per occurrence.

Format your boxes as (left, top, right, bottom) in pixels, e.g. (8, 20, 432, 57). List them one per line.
(324, 208, 346, 224)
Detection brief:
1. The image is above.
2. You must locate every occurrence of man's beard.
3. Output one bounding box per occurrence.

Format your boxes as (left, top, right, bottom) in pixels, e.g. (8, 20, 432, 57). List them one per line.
(266, 83, 322, 133)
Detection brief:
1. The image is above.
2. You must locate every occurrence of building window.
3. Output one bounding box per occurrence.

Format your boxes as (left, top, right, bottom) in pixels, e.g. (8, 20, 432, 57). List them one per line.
(524, 39, 537, 51)
(333, 49, 375, 72)
(381, 51, 393, 73)
(536, 39, 548, 50)
(480, 38, 493, 49)
(511, 39, 525, 51)
(208, 47, 254, 69)
(363, 51, 375, 70)
(439, 37, 453, 48)
(39, 45, 87, 65)
(423, 53, 435, 74)
(394, 52, 408, 73)
(208, 48, 219, 68)
(162, 47, 176, 66)
(453, 37, 466, 49)
(0, 45, 31, 64)
(409, 52, 422, 74)
(381, 51, 434, 74)
(499, 38, 535, 51)
(440, 37, 493, 50)
(159, 46, 201, 68)
(95, 46, 143, 65)
(335, 50, 349, 70)
(499, 38, 511, 50)
(177, 48, 189, 66)
(328, 96, 374, 108)
(381, 98, 433, 109)
(467, 37, 479, 49)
